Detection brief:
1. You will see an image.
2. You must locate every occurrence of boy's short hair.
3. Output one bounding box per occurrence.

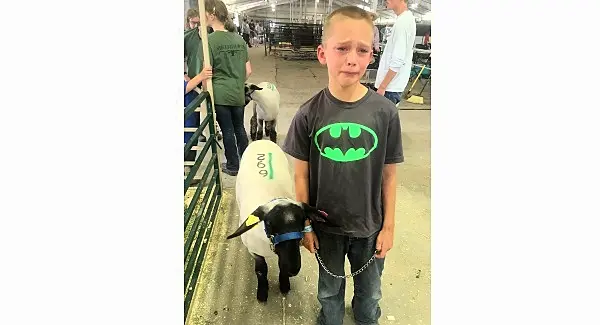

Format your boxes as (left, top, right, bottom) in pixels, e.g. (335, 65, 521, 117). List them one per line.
(322, 6, 375, 43)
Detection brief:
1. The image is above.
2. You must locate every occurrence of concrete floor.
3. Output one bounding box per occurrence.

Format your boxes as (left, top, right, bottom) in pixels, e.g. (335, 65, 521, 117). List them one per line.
(186, 46, 431, 325)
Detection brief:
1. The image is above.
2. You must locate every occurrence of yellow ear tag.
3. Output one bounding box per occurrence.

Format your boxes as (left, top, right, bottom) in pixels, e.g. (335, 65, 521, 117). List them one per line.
(245, 214, 261, 227)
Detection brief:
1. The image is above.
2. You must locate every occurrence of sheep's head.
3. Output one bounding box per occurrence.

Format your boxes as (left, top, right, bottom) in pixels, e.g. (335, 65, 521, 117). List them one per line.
(227, 199, 338, 277)
(244, 83, 263, 106)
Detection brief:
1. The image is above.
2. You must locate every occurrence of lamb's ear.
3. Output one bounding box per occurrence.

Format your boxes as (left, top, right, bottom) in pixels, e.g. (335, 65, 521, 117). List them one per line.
(301, 203, 339, 227)
(249, 84, 263, 91)
(226, 207, 267, 239)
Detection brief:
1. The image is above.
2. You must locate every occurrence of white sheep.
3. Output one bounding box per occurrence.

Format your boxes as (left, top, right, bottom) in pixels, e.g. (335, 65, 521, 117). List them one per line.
(226, 140, 337, 302)
(244, 82, 280, 143)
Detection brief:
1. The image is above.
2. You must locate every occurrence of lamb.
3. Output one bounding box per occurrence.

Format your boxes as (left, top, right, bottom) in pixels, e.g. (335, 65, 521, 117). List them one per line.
(226, 140, 337, 302)
(244, 82, 280, 143)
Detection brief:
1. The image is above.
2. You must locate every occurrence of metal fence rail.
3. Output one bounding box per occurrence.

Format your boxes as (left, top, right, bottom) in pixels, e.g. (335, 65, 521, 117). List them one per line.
(264, 21, 322, 60)
(184, 91, 222, 321)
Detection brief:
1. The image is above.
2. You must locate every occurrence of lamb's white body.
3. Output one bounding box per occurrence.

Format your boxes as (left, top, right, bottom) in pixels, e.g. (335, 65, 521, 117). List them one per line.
(236, 140, 295, 258)
(251, 82, 280, 122)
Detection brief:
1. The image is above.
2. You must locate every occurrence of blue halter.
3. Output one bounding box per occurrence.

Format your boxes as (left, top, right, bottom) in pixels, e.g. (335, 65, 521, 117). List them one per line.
(269, 231, 304, 246)
(263, 197, 305, 249)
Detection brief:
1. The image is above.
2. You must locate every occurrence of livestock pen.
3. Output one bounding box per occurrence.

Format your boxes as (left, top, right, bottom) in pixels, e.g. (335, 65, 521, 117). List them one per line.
(263, 21, 323, 60)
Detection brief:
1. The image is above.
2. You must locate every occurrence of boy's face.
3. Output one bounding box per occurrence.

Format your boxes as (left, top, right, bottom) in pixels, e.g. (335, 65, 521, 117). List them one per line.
(317, 17, 373, 88)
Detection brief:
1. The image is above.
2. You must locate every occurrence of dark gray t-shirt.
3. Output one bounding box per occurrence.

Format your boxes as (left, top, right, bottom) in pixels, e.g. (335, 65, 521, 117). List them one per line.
(282, 88, 404, 238)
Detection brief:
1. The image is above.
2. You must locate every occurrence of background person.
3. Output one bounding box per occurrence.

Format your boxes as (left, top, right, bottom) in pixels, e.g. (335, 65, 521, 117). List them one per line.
(184, 8, 206, 143)
(241, 18, 251, 47)
(184, 66, 212, 165)
(373, 24, 380, 53)
(203, 0, 252, 176)
(374, 0, 416, 105)
(185, 8, 200, 30)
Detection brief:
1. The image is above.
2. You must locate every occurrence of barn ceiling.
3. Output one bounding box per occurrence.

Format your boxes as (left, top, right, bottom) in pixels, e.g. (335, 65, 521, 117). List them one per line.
(220, 0, 431, 22)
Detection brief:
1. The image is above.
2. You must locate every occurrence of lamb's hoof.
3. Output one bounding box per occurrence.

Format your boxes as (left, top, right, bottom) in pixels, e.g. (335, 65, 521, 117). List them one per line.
(256, 133, 263, 140)
(257, 287, 268, 302)
(279, 279, 291, 295)
(270, 134, 277, 143)
(250, 133, 257, 141)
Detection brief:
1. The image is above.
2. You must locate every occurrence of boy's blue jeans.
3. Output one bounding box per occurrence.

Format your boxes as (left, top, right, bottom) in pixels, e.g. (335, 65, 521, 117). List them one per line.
(314, 228, 385, 325)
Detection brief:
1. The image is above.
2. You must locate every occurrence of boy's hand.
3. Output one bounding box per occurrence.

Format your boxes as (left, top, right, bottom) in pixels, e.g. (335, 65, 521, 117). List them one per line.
(199, 66, 213, 79)
(375, 228, 394, 258)
(302, 231, 319, 253)
(376, 87, 386, 96)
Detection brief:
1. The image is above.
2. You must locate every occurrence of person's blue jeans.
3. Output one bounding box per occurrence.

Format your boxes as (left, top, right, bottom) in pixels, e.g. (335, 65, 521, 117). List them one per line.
(314, 228, 385, 325)
(384, 91, 403, 105)
(214, 104, 248, 171)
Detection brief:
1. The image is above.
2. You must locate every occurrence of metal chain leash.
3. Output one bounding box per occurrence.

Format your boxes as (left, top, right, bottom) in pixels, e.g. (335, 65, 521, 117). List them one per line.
(315, 249, 379, 279)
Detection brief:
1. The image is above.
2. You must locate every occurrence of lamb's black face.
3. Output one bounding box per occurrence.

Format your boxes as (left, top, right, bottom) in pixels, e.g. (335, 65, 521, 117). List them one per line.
(226, 200, 340, 278)
(244, 86, 252, 106)
(244, 84, 263, 107)
(264, 204, 306, 276)
(275, 240, 301, 276)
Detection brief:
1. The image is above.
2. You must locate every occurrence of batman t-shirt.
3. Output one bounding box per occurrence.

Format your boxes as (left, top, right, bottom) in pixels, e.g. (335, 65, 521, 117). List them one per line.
(282, 87, 404, 238)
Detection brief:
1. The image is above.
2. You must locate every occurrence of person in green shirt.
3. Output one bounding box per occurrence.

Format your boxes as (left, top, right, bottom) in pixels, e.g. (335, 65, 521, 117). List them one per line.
(184, 9, 208, 143)
(204, 0, 252, 176)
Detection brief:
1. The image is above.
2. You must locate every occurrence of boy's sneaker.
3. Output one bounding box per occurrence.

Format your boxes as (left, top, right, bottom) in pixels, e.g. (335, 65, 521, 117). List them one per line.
(220, 163, 238, 176)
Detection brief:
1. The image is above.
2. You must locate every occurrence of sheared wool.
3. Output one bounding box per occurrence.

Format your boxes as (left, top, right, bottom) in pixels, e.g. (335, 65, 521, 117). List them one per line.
(251, 82, 280, 121)
(236, 140, 296, 257)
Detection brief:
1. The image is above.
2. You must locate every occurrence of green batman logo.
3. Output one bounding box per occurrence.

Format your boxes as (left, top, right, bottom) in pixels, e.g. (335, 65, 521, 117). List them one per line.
(314, 122, 379, 162)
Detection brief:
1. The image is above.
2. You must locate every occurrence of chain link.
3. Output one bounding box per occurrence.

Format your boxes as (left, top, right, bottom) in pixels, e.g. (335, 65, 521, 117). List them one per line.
(315, 250, 378, 279)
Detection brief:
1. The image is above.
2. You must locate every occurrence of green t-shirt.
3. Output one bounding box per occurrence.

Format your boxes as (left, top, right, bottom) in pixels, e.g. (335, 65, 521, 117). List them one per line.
(205, 31, 249, 107)
(184, 28, 203, 78)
